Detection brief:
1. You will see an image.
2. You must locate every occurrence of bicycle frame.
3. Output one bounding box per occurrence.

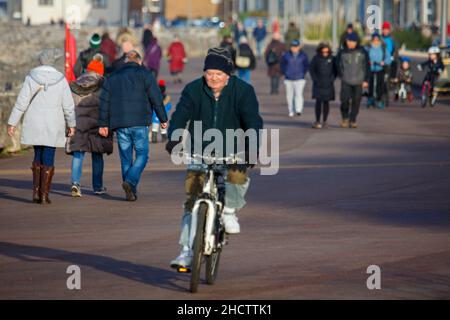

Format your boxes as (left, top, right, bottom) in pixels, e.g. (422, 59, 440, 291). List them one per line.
(422, 80, 432, 97)
(398, 82, 407, 100)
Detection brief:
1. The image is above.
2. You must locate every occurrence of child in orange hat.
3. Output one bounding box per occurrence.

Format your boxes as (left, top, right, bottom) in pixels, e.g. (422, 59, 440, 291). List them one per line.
(86, 54, 105, 76)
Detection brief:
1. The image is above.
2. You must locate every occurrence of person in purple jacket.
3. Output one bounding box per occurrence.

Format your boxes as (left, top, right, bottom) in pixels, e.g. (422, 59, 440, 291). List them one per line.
(143, 35, 162, 79)
(280, 39, 309, 117)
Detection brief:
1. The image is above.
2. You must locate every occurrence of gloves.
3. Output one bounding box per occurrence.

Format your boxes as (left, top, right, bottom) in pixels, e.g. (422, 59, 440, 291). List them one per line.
(246, 162, 255, 169)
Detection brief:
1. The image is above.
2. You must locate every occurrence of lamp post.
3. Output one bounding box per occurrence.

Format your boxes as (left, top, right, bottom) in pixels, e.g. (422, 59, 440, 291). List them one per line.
(440, 0, 448, 47)
(121, 0, 129, 27)
(300, 0, 304, 43)
(332, 0, 338, 51)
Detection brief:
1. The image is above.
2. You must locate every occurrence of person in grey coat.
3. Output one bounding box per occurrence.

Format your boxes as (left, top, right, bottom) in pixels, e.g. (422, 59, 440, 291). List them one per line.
(336, 32, 370, 129)
(7, 49, 76, 205)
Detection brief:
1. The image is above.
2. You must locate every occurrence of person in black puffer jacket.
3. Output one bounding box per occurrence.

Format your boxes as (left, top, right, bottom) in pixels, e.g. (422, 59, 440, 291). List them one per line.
(69, 56, 113, 197)
(309, 42, 338, 129)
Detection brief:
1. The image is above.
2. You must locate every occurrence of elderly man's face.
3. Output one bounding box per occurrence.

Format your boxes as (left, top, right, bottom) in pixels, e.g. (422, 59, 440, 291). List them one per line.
(204, 69, 229, 92)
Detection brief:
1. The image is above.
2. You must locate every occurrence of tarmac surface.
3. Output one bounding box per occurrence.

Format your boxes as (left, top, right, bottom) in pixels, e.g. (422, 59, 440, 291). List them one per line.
(1, 54, 450, 299)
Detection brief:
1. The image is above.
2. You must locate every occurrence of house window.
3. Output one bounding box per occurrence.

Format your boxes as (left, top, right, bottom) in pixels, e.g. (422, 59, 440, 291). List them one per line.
(91, 0, 107, 8)
(39, 0, 54, 5)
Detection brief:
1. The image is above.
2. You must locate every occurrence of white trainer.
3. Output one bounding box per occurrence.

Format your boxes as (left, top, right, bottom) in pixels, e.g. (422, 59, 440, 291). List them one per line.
(222, 212, 240, 234)
(170, 247, 193, 268)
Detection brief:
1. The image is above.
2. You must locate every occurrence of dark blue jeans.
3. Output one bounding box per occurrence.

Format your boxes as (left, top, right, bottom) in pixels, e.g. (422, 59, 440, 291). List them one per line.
(33, 146, 56, 166)
(116, 126, 149, 193)
(71, 151, 104, 192)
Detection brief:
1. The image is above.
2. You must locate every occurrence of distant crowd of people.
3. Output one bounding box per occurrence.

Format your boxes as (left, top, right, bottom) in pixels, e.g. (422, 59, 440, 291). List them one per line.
(219, 19, 445, 129)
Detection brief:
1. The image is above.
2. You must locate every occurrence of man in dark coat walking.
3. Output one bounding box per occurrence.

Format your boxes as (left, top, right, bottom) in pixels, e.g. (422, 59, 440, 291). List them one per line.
(99, 50, 168, 201)
(336, 32, 370, 129)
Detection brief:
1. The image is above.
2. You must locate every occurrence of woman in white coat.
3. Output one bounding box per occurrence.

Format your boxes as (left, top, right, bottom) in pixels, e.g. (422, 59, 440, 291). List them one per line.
(7, 49, 76, 204)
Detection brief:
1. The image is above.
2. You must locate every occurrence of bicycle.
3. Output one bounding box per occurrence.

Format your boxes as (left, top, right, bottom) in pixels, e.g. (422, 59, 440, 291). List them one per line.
(393, 79, 413, 103)
(420, 79, 438, 108)
(418, 64, 440, 108)
(175, 152, 244, 293)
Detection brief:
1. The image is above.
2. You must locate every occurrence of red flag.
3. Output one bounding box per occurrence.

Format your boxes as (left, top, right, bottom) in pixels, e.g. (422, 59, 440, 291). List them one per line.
(65, 23, 77, 82)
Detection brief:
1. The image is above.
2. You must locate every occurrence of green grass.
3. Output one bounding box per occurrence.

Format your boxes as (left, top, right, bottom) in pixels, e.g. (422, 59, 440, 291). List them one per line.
(392, 29, 433, 51)
(304, 21, 363, 42)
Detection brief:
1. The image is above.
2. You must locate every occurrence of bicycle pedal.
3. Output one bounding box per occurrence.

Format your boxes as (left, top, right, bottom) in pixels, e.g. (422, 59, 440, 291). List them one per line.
(177, 267, 191, 273)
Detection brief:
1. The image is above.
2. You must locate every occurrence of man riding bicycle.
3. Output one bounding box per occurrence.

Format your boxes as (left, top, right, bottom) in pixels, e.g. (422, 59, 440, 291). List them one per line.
(165, 47, 263, 269)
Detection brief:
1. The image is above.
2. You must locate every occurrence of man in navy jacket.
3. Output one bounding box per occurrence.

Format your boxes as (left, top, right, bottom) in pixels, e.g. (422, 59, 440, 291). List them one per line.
(99, 50, 168, 201)
(280, 39, 309, 117)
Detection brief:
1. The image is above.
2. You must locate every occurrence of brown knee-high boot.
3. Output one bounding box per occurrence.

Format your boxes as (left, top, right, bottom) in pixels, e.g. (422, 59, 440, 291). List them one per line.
(40, 165, 55, 205)
(31, 162, 41, 203)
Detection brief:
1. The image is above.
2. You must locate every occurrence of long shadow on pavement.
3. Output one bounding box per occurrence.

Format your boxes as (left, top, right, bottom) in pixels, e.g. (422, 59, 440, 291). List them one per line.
(0, 191, 32, 204)
(0, 178, 70, 193)
(0, 242, 188, 293)
(0, 178, 129, 203)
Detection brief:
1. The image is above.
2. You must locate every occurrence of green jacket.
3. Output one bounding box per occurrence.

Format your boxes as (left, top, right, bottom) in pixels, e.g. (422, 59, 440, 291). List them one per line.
(168, 76, 263, 155)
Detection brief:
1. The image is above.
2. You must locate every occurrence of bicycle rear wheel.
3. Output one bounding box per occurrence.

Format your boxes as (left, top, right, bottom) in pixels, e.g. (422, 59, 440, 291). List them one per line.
(190, 203, 208, 293)
(430, 93, 438, 107)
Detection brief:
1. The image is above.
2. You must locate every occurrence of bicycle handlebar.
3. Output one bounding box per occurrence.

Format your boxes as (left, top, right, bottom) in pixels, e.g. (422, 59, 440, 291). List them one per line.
(179, 152, 246, 165)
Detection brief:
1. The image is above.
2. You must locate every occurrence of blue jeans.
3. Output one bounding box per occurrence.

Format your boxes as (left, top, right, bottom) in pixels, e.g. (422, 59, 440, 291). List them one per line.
(256, 40, 264, 58)
(71, 151, 104, 192)
(116, 126, 149, 193)
(238, 69, 251, 84)
(33, 146, 56, 166)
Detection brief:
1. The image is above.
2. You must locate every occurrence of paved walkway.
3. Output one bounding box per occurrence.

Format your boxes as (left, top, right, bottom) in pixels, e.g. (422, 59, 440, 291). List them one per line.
(1, 56, 450, 299)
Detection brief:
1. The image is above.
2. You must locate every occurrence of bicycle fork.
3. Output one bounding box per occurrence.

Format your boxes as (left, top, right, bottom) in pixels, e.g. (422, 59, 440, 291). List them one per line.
(188, 170, 222, 256)
(189, 198, 219, 256)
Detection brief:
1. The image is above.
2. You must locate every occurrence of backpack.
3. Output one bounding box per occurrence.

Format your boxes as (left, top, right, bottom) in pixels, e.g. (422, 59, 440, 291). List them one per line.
(266, 49, 279, 66)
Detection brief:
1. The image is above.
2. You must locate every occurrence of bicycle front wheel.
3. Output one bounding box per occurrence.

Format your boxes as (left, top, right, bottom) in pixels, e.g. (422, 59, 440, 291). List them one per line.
(190, 203, 208, 293)
(206, 248, 222, 285)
